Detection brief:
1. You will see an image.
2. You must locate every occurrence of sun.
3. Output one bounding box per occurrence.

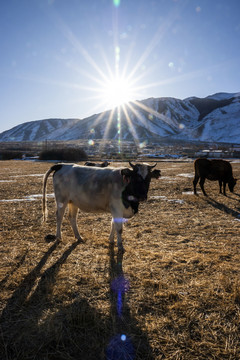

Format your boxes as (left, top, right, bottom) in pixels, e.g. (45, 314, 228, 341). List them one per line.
(102, 75, 135, 108)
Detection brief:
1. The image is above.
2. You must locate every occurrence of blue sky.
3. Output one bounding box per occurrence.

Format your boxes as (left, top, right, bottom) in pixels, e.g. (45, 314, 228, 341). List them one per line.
(0, 0, 240, 133)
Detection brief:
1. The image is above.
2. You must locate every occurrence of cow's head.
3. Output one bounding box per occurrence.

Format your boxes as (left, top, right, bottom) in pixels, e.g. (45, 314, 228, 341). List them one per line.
(121, 161, 160, 202)
(101, 161, 110, 167)
(228, 177, 237, 193)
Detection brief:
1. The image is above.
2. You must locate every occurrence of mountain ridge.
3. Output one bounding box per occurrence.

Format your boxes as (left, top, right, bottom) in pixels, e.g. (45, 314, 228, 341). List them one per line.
(1, 92, 239, 144)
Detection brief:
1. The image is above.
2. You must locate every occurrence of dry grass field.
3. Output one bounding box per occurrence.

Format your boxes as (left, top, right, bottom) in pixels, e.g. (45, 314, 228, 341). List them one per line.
(0, 159, 239, 360)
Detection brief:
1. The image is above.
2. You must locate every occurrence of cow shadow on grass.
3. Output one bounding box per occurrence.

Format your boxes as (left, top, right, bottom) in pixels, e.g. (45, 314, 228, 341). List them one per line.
(205, 196, 240, 218)
(225, 192, 240, 200)
(106, 245, 154, 360)
(0, 238, 83, 360)
(0, 239, 154, 360)
(0, 249, 28, 289)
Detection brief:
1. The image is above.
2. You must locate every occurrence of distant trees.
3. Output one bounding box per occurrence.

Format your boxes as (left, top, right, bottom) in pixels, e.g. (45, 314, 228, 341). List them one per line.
(0, 150, 23, 160)
(39, 147, 88, 161)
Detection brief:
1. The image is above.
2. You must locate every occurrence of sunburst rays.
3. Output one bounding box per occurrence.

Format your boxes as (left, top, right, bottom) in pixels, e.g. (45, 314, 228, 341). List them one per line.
(47, 0, 206, 153)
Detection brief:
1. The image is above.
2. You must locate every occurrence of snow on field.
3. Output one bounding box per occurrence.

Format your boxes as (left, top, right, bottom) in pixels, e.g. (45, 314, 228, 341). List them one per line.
(0, 179, 16, 183)
(0, 193, 54, 202)
(177, 173, 194, 178)
(10, 173, 44, 178)
(150, 195, 185, 204)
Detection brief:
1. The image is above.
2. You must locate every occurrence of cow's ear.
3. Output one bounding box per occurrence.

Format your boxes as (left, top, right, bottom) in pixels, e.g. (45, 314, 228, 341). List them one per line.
(129, 161, 135, 169)
(121, 168, 132, 176)
(121, 168, 132, 184)
(151, 169, 161, 179)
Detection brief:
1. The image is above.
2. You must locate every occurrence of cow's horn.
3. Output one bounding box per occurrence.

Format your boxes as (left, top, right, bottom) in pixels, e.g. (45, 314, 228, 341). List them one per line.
(129, 161, 135, 168)
(149, 163, 157, 169)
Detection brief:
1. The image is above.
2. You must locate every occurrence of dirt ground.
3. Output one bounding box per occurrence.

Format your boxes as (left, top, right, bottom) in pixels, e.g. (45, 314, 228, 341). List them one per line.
(0, 159, 239, 360)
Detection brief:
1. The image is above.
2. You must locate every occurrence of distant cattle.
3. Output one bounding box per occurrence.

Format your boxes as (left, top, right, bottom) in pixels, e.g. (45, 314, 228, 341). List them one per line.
(42, 162, 161, 251)
(193, 158, 237, 196)
(84, 161, 110, 167)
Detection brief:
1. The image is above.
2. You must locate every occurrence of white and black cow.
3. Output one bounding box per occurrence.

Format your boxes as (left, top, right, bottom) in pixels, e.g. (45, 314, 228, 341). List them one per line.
(42, 162, 160, 251)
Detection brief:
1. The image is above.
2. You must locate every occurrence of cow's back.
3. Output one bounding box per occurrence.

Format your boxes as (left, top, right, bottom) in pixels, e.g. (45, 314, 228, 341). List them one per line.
(194, 158, 233, 181)
(194, 158, 211, 177)
(53, 164, 123, 212)
(211, 159, 232, 176)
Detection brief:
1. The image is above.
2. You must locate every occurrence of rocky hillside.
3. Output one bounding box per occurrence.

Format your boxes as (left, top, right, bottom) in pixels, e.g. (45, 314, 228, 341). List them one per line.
(0, 92, 239, 143)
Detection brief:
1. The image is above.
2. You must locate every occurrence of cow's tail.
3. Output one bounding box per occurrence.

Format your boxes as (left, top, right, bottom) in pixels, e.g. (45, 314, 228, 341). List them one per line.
(42, 164, 62, 222)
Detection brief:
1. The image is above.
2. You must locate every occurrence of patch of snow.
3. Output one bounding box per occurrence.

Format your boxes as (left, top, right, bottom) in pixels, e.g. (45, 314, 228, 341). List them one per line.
(177, 173, 194, 178)
(10, 174, 44, 178)
(150, 195, 185, 204)
(0, 180, 16, 183)
(160, 176, 177, 181)
(0, 193, 54, 202)
(182, 191, 194, 195)
(206, 92, 239, 101)
(150, 195, 168, 200)
(168, 199, 185, 204)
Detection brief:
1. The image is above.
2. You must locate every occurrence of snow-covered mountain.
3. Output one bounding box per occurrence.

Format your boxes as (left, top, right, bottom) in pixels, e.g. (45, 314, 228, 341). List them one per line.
(0, 92, 239, 144)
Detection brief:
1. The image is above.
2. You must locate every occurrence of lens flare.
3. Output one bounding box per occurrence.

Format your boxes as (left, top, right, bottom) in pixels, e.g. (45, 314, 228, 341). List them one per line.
(50, 0, 186, 155)
(106, 334, 135, 360)
(111, 275, 130, 317)
(113, 217, 128, 224)
(113, 0, 120, 7)
(121, 334, 126, 341)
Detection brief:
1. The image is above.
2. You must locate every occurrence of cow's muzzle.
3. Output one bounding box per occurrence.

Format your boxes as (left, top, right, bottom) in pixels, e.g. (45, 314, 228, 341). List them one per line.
(138, 195, 148, 202)
(128, 194, 147, 202)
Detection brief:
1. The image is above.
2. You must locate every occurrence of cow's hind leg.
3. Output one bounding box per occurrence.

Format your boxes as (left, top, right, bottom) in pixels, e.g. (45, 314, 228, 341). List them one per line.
(219, 180, 223, 194)
(56, 201, 68, 239)
(193, 175, 199, 195)
(68, 202, 82, 241)
(223, 181, 227, 196)
(199, 177, 207, 196)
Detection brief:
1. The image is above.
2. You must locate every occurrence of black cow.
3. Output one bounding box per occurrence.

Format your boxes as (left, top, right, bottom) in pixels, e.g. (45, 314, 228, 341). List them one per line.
(193, 158, 237, 196)
(121, 163, 161, 215)
(84, 161, 110, 167)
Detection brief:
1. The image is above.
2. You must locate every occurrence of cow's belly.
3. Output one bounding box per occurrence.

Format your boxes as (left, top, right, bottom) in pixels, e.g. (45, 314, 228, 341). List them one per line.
(68, 189, 110, 213)
(206, 174, 219, 181)
(71, 192, 135, 218)
(77, 203, 109, 213)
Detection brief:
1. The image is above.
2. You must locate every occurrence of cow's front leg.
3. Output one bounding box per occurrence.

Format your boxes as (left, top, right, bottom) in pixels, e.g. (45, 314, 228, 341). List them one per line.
(114, 217, 124, 252)
(109, 219, 115, 245)
(193, 175, 199, 195)
(199, 177, 207, 196)
(109, 213, 124, 252)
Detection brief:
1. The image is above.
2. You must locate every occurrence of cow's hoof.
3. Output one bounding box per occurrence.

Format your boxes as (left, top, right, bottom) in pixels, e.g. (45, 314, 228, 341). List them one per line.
(45, 234, 57, 243)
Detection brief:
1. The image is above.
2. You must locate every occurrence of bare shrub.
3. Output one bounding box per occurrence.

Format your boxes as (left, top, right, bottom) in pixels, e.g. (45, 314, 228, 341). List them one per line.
(39, 148, 88, 161)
